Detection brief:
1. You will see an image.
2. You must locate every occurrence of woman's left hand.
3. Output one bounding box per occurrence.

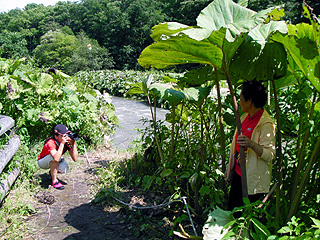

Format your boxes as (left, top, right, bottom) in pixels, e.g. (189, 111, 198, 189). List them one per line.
(237, 135, 253, 148)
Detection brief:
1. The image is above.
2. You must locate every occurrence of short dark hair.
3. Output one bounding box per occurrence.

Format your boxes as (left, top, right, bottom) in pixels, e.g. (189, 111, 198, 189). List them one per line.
(241, 80, 267, 108)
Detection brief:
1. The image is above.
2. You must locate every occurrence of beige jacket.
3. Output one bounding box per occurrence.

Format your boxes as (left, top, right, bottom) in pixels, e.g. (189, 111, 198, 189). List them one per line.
(226, 110, 276, 195)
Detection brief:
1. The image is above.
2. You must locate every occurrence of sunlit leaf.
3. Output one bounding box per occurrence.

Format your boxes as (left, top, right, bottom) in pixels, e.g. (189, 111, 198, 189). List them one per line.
(161, 169, 173, 177)
(178, 65, 215, 87)
(151, 22, 192, 41)
(138, 34, 223, 69)
(83, 92, 98, 103)
(127, 82, 144, 95)
(202, 206, 233, 240)
(271, 23, 320, 91)
(311, 217, 320, 228)
(197, 0, 278, 42)
(183, 87, 210, 105)
(252, 218, 270, 236)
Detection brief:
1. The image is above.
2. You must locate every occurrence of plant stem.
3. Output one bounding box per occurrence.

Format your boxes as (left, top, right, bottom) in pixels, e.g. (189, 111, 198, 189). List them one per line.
(147, 94, 164, 162)
(287, 134, 320, 221)
(225, 71, 248, 199)
(271, 77, 282, 225)
(214, 67, 226, 174)
(170, 104, 176, 160)
(290, 90, 317, 204)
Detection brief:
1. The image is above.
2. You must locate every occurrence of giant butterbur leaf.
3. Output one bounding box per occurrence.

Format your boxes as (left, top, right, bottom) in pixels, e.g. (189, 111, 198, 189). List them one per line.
(151, 22, 192, 41)
(36, 74, 54, 95)
(183, 87, 210, 106)
(138, 35, 223, 69)
(178, 65, 216, 87)
(197, 0, 255, 37)
(271, 23, 320, 92)
(163, 88, 185, 105)
(196, 0, 279, 42)
(230, 21, 288, 81)
(202, 206, 233, 240)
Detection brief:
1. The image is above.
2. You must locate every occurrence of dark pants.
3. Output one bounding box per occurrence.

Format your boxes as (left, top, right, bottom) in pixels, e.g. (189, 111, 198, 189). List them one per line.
(228, 172, 264, 217)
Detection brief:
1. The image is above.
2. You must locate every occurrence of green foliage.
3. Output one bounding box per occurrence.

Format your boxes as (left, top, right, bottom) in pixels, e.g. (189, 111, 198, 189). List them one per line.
(271, 22, 320, 91)
(68, 32, 114, 73)
(76, 69, 164, 99)
(33, 29, 113, 75)
(0, 30, 29, 59)
(202, 207, 233, 239)
(0, 58, 118, 145)
(124, 73, 231, 214)
(32, 28, 77, 72)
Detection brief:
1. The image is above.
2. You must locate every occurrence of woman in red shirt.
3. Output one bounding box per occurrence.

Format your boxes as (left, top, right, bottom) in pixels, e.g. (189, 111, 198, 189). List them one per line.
(226, 80, 276, 215)
(38, 124, 78, 190)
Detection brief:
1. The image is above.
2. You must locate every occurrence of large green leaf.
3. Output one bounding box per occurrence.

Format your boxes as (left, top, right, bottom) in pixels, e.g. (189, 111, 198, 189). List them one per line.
(230, 21, 288, 81)
(202, 206, 233, 240)
(271, 23, 320, 91)
(177, 65, 216, 87)
(222, 31, 248, 70)
(196, 0, 279, 42)
(183, 87, 210, 105)
(150, 22, 192, 41)
(302, 3, 320, 57)
(163, 89, 185, 105)
(138, 34, 223, 69)
(150, 83, 185, 104)
(230, 41, 287, 81)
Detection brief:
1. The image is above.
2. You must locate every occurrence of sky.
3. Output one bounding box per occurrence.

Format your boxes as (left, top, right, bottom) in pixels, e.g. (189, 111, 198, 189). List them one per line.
(0, 0, 75, 13)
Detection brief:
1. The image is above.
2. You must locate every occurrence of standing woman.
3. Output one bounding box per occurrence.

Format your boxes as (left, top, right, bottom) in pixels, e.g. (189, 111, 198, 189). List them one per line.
(226, 80, 276, 213)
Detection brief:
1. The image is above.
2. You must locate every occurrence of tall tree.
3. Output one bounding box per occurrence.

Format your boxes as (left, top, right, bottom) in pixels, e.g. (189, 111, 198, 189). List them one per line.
(0, 30, 28, 59)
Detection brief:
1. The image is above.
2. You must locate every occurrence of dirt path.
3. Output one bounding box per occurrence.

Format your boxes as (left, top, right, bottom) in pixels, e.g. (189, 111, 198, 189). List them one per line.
(23, 148, 149, 240)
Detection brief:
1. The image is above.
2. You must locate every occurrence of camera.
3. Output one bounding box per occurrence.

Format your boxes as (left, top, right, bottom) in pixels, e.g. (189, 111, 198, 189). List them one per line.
(66, 132, 79, 141)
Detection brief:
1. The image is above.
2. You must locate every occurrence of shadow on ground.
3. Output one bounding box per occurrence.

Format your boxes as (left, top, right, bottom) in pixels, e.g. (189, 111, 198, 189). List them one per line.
(64, 203, 136, 240)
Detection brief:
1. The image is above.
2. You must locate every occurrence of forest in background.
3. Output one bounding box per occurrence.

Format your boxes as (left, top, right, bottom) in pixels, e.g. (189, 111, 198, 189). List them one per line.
(0, 0, 319, 74)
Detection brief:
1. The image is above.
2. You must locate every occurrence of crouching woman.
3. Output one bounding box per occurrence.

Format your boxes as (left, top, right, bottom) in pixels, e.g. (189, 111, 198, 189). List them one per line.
(37, 124, 78, 190)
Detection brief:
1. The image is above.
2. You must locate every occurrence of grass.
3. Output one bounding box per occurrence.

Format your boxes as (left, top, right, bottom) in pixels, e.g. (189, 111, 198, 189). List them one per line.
(0, 139, 42, 239)
(0, 176, 39, 239)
